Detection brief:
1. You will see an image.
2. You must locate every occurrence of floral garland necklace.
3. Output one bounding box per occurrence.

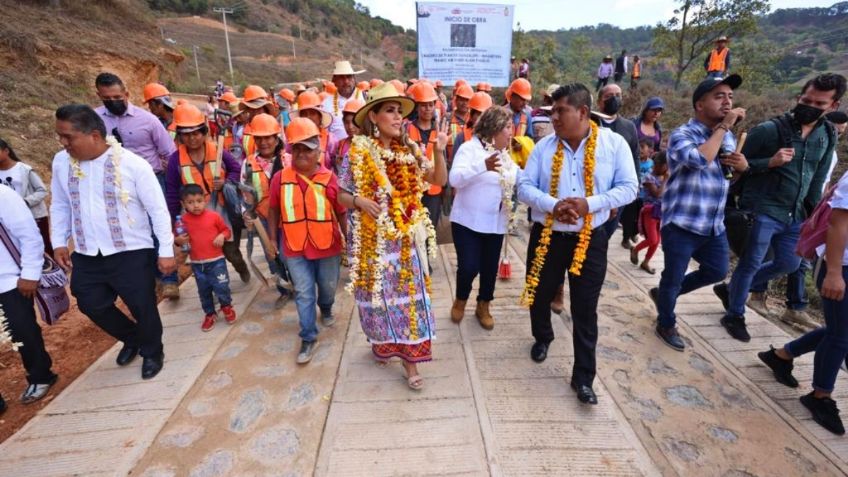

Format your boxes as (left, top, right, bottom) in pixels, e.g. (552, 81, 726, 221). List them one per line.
(333, 92, 340, 115)
(520, 121, 598, 307)
(346, 135, 437, 339)
(70, 136, 132, 218)
(483, 140, 518, 228)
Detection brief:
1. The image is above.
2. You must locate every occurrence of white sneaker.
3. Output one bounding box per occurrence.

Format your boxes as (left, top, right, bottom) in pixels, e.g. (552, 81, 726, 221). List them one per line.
(20, 380, 56, 404)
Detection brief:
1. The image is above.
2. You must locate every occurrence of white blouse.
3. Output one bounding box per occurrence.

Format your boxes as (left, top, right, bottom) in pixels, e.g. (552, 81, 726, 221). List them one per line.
(449, 136, 516, 235)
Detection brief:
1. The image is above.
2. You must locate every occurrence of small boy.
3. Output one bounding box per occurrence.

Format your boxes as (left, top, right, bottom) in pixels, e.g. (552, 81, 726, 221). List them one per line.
(267, 118, 346, 365)
(175, 184, 237, 331)
(638, 138, 655, 178)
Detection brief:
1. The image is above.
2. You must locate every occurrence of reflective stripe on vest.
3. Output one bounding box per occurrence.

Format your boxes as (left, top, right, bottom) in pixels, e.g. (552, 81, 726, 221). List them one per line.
(178, 142, 222, 204)
(246, 153, 271, 218)
(242, 133, 255, 158)
(407, 123, 442, 195)
(515, 111, 528, 137)
(278, 167, 335, 252)
(708, 48, 729, 72)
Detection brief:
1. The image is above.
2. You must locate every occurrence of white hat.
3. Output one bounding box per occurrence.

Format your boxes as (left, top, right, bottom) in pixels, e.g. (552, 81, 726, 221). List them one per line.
(332, 60, 365, 76)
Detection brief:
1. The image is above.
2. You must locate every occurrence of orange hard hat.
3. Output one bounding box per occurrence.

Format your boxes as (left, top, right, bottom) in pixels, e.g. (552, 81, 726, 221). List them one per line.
(220, 91, 238, 104)
(292, 91, 332, 128)
(454, 79, 469, 90)
(370, 78, 384, 88)
(476, 82, 493, 92)
(454, 84, 474, 100)
(357, 81, 370, 91)
(342, 99, 365, 115)
(469, 92, 493, 112)
(242, 85, 269, 104)
(323, 81, 337, 94)
(508, 78, 532, 101)
(389, 79, 406, 96)
(410, 82, 438, 103)
(286, 117, 320, 146)
(319, 91, 332, 102)
(279, 88, 295, 103)
(248, 113, 282, 137)
(173, 103, 206, 131)
(143, 83, 171, 104)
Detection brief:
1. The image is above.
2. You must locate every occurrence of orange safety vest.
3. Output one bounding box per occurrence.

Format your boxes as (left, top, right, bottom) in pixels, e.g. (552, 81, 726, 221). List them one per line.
(179, 142, 224, 205)
(242, 131, 255, 158)
(245, 153, 272, 219)
(514, 110, 528, 137)
(278, 167, 336, 252)
(707, 48, 729, 73)
(632, 61, 641, 78)
(407, 122, 442, 196)
(462, 126, 473, 143)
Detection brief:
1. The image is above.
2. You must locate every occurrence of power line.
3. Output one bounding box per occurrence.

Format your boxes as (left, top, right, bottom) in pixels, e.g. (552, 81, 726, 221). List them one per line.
(212, 7, 235, 85)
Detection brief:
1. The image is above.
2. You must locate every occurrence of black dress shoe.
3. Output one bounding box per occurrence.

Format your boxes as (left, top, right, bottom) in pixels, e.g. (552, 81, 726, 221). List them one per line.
(141, 353, 164, 380)
(530, 342, 548, 363)
(116, 344, 140, 366)
(571, 382, 598, 405)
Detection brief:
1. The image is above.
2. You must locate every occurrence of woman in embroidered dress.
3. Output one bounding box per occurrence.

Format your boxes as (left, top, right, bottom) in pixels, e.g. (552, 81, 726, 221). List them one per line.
(338, 82, 448, 390)
(448, 106, 516, 331)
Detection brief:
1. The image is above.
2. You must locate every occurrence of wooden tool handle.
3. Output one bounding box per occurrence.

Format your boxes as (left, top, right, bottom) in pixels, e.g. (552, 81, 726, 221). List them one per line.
(735, 132, 747, 153)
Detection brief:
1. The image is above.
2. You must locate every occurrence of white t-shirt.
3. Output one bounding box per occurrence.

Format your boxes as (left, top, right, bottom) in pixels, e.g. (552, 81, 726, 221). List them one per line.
(818, 169, 848, 266)
(0, 162, 26, 194)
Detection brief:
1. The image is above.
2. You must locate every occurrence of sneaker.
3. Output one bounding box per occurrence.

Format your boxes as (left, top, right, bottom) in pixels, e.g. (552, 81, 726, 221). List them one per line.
(239, 268, 251, 283)
(721, 314, 751, 342)
(757, 346, 799, 388)
(713, 283, 729, 311)
(201, 313, 216, 332)
(162, 283, 180, 300)
(20, 375, 58, 404)
(274, 289, 291, 309)
(649, 287, 659, 312)
(621, 239, 633, 250)
(781, 309, 813, 327)
(221, 305, 237, 325)
(747, 292, 769, 316)
(800, 392, 845, 435)
(296, 340, 317, 364)
(655, 324, 686, 351)
(321, 311, 336, 327)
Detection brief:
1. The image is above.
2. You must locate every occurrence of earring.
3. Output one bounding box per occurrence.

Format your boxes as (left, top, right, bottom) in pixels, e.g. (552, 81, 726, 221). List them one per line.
(373, 124, 380, 138)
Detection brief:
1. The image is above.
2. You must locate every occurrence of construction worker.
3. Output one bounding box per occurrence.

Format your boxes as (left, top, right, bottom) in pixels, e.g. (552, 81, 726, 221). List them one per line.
(241, 113, 293, 308)
(408, 82, 450, 230)
(530, 84, 559, 141)
(704, 36, 731, 79)
(165, 103, 250, 284)
(143, 83, 175, 136)
(334, 99, 365, 175)
(505, 78, 533, 139)
(631, 55, 642, 89)
(448, 83, 474, 152)
(278, 87, 296, 128)
(434, 80, 448, 117)
(388, 79, 406, 96)
(238, 85, 278, 161)
(218, 91, 238, 111)
(267, 117, 347, 365)
(475, 82, 493, 93)
(452, 91, 493, 159)
(323, 60, 366, 142)
(291, 91, 337, 171)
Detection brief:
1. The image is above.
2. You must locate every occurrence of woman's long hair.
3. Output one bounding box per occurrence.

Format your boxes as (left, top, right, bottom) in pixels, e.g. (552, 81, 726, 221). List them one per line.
(359, 101, 421, 159)
(0, 138, 21, 162)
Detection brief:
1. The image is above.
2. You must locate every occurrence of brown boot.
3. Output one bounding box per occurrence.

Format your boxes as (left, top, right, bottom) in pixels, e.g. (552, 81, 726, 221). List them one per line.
(451, 299, 467, 323)
(475, 301, 494, 330)
(550, 285, 564, 314)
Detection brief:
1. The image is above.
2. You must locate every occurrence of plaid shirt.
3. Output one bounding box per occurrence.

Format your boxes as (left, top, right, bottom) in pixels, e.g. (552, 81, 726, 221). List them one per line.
(662, 118, 737, 236)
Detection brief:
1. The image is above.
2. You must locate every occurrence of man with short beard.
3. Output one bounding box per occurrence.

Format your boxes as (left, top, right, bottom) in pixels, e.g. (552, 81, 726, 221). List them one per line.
(714, 73, 845, 341)
(322, 61, 366, 142)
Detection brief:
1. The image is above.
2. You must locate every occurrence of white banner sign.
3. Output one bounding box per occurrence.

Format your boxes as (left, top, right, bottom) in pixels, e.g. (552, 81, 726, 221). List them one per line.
(416, 2, 514, 87)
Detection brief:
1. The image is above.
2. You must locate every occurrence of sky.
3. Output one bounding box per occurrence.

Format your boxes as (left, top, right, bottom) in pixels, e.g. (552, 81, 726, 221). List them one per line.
(356, 0, 838, 31)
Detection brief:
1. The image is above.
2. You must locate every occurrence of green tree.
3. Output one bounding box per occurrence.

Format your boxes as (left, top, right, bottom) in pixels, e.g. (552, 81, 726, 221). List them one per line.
(653, 0, 771, 89)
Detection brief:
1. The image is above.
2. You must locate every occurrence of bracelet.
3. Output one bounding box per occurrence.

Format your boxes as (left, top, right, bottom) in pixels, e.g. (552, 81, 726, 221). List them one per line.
(715, 123, 731, 133)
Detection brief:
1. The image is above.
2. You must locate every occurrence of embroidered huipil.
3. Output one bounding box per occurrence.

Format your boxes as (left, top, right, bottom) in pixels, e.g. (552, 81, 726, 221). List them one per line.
(49, 147, 175, 258)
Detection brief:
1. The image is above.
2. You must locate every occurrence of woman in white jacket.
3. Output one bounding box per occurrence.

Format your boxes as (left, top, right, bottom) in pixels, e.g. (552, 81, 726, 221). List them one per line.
(0, 138, 52, 255)
(449, 106, 516, 330)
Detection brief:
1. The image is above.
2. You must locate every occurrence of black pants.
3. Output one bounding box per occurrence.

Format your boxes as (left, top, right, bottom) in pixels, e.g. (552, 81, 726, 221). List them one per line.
(620, 199, 642, 243)
(452, 222, 504, 302)
(596, 77, 610, 91)
(70, 249, 163, 358)
(0, 288, 55, 385)
(614, 72, 624, 83)
(527, 223, 608, 386)
(422, 193, 442, 229)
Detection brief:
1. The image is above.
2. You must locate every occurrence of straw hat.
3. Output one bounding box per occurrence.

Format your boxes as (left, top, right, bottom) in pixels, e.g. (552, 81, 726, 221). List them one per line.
(354, 82, 415, 129)
(331, 60, 365, 76)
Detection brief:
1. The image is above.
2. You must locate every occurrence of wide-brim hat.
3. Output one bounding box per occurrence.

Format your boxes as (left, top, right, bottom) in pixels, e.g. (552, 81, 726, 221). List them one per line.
(332, 60, 365, 76)
(239, 97, 271, 110)
(716, 35, 728, 42)
(354, 82, 415, 129)
(291, 108, 333, 129)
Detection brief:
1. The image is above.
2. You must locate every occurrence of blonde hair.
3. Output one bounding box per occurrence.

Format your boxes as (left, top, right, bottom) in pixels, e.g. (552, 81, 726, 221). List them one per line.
(474, 105, 512, 142)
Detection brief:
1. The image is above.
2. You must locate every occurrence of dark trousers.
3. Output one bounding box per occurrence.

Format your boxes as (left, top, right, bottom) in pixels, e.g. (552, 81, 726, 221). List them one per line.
(527, 223, 608, 386)
(191, 258, 232, 315)
(596, 77, 610, 91)
(35, 216, 53, 257)
(423, 193, 442, 229)
(620, 199, 642, 243)
(614, 72, 624, 83)
(785, 265, 848, 393)
(0, 288, 55, 385)
(70, 249, 163, 357)
(452, 222, 504, 302)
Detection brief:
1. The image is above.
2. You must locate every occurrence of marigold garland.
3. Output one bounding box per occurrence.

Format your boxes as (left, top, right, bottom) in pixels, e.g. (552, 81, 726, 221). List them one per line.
(520, 121, 599, 307)
(333, 92, 340, 116)
(70, 136, 133, 223)
(346, 135, 437, 340)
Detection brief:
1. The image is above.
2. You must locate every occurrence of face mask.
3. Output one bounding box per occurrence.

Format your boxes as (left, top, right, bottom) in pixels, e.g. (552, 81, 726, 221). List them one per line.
(603, 96, 622, 115)
(103, 99, 127, 116)
(792, 103, 824, 125)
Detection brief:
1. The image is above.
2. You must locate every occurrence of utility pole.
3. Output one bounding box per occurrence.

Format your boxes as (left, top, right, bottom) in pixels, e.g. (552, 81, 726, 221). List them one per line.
(213, 7, 235, 85)
(292, 39, 296, 60)
(192, 45, 201, 83)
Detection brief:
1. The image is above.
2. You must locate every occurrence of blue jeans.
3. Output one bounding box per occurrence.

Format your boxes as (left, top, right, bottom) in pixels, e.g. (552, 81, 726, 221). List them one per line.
(657, 224, 729, 328)
(728, 214, 802, 316)
(785, 259, 812, 311)
(191, 258, 232, 315)
(451, 222, 504, 302)
(283, 254, 341, 342)
(785, 265, 848, 393)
